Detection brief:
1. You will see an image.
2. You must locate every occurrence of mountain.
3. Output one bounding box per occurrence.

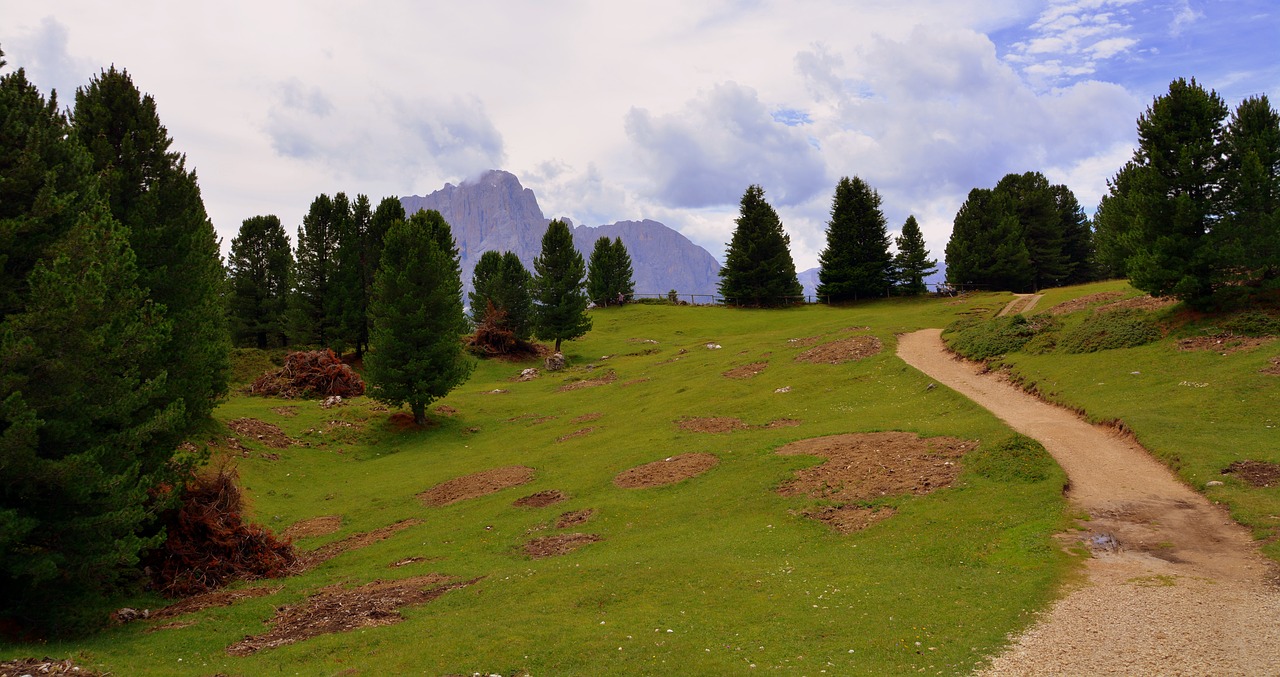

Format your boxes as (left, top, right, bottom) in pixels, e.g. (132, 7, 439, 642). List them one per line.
(400, 170, 721, 299)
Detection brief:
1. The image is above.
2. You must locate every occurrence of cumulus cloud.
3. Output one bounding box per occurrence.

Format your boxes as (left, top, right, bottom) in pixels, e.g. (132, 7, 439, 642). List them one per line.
(1004, 0, 1140, 88)
(523, 160, 632, 227)
(2, 16, 96, 101)
(625, 81, 828, 209)
(264, 81, 506, 185)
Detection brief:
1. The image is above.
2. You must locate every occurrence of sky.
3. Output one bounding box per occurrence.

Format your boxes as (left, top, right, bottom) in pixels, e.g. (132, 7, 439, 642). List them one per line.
(2, 1, 1277, 272)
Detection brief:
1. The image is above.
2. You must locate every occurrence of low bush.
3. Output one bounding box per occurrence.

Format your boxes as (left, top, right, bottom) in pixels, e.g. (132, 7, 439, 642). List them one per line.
(1057, 308, 1161, 354)
(1222, 311, 1280, 337)
(946, 314, 1051, 360)
(967, 434, 1056, 483)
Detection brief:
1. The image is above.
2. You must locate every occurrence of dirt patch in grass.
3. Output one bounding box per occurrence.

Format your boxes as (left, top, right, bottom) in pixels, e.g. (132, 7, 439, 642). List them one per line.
(556, 509, 595, 529)
(619, 378, 650, 387)
(1223, 460, 1280, 488)
(724, 362, 768, 379)
(766, 418, 802, 429)
(795, 336, 883, 364)
(150, 585, 281, 621)
(523, 533, 603, 559)
(225, 575, 478, 656)
(787, 336, 823, 347)
(572, 412, 603, 424)
(434, 405, 458, 416)
(0, 658, 103, 676)
(1100, 294, 1178, 313)
(513, 490, 567, 508)
(508, 413, 557, 425)
(1046, 291, 1125, 315)
(614, 453, 720, 488)
(387, 412, 428, 431)
(282, 515, 342, 541)
(677, 417, 750, 433)
(294, 519, 424, 573)
(1177, 333, 1274, 354)
(419, 466, 535, 507)
(799, 505, 897, 534)
(559, 371, 617, 392)
(388, 556, 442, 568)
(776, 432, 971, 501)
(227, 417, 295, 449)
(557, 427, 595, 443)
(1266, 356, 1280, 375)
(271, 406, 300, 418)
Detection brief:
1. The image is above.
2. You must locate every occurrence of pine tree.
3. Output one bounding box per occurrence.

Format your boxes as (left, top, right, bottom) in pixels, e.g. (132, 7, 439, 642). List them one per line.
(892, 216, 937, 295)
(1, 202, 182, 635)
(1125, 77, 1229, 306)
(995, 172, 1068, 290)
(611, 238, 635, 302)
(719, 185, 803, 306)
(817, 177, 894, 301)
(470, 250, 506, 324)
(1093, 161, 1141, 279)
(227, 215, 292, 348)
(72, 66, 229, 430)
(365, 209, 473, 425)
(533, 220, 593, 352)
(586, 236, 635, 306)
(1053, 184, 1096, 285)
(945, 188, 1033, 292)
(498, 252, 535, 340)
(1220, 95, 1280, 287)
(290, 194, 337, 346)
(327, 192, 363, 355)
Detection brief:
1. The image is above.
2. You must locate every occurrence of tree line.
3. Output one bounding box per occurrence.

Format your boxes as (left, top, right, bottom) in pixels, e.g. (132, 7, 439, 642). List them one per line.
(718, 179, 937, 306)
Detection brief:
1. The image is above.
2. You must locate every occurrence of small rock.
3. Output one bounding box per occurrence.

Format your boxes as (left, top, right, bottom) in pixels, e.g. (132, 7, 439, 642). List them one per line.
(320, 395, 344, 408)
(926, 382, 936, 391)
(705, 343, 722, 350)
(774, 386, 791, 393)
(545, 352, 567, 371)
(1206, 480, 1225, 487)
(517, 368, 539, 382)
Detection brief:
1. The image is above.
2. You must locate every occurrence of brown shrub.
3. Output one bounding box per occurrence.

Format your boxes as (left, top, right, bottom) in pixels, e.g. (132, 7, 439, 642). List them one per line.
(249, 350, 364, 399)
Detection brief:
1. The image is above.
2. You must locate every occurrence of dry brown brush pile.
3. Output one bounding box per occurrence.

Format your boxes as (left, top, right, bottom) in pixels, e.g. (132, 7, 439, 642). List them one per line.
(248, 349, 364, 398)
(144, 467, 295, 597)
(466, 302, 538, 358)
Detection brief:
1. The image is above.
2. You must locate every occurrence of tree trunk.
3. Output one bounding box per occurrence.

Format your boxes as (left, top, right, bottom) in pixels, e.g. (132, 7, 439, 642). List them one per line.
(555, 337, 562, 352)
(412, 402, 427, 426)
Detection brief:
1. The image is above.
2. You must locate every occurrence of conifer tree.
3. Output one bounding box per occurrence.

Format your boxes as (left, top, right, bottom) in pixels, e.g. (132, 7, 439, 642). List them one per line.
(72, 66, 229, 429)
(586, 236, 636, 306)
(817, 176, 893, 301)
(995, 172, 1068, 290)
(719, 185, 803, 306)
(611, 237, 636, 302)
(945, 188, 1033, 292)
(470, 250, 507, 324)
(366, 209, 473, 425)
(534, 219, 592, 352)
(290, 193, 338, 346)
(892, 215, 937, 295)
(227, 215, 292, 348)
(1220, 95, 1280, 287)
(327, 192, 363, 354)
(1093, 161, 1141, 279)
(498, 252, 535, 340)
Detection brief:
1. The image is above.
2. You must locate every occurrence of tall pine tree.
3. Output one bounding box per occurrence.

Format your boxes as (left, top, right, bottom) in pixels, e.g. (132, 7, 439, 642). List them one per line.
(892, 215, 937, 295)
(290, 194, 338, 347)
(586, 236, 636, 306)
(72, 66, 229, 430)
(227, 215, 292, 348)
(817, 176, 893, 301)
(995, 172, 1068, 290)
(945, 188, 1033, 292)
(1220, 95, 1280, 287)
(534, 220, 592, 352)
(366, 210, 473, 425)
(719, 185, 802, 306)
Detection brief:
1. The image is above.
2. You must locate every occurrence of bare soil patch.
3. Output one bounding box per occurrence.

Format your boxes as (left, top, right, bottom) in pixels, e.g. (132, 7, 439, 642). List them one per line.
(1266, 356, 1280, 375)
(149, 585, 281, 621)
(294, 519, 423, 573)
(614, 453, 720, 488)
(386, 411, 427, 431)
(765, 418, 802, 429)
(271, 406, 299, 418)
(282, 515, 342, 541)
(795, 336, 883, 364)
(523, 533, 603, 559)
(556, 427, 595, 443)
(225, 575, 478, 656)
(555, 509, 595, 529)
(677, 416, 749, 433)
(723, 362, 768, 379)
(1177, 333, 1274, 354)
(508, 413, 557, 425)
(799, 505, 897, 534)
(418, 466, 535, 507)
(227, 417, 294, 449)
(558, 371, 617, 392)
(1224, 460, 1280, 488)
(434, 405, 458, 416)
(1047, 291, 1125, 315)
(513, 490, 568, 508)
(572, 412, 603, 424)
(1101, 294, 1177, 313)
(786, 336, 823, 347)
(388, 556, 442, 568)
(776, 432, 970, 501)
(0, 658, 102, 676)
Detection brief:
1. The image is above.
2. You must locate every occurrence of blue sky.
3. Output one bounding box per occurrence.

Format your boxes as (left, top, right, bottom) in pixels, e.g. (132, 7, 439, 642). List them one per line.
(2, 1, 1276, 270)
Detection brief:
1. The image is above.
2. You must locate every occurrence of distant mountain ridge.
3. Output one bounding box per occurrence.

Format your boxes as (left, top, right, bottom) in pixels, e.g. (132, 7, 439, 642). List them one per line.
(400, 171, 721, 298)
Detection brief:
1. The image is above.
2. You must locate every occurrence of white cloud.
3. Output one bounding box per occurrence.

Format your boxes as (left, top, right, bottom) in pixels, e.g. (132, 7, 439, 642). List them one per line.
(1170, 0, 1205, 36)
(2, 16, 95, 102)
(1005, 0, 1140, 88)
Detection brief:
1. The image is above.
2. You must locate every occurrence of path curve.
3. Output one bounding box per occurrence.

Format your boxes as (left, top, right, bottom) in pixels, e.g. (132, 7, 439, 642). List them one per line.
(897, 328, 1280, 675)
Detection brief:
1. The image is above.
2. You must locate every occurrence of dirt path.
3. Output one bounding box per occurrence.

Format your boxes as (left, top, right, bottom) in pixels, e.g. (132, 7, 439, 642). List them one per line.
(997, 293, 1043, 317)
(897, 329, 1280, 675)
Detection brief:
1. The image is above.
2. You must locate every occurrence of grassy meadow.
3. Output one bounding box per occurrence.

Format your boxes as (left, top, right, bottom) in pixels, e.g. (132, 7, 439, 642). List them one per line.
(7, 295, 1094, 675)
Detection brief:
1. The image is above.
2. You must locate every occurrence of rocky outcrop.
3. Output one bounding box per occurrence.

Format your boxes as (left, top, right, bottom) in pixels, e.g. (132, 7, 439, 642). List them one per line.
(400, 171, 720, 298)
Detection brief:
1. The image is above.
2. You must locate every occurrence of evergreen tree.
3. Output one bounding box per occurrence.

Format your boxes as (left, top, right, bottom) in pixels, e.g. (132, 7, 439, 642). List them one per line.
(290, 194, 338, 346)
(1125, 77, 1229, 306)
(945, 188, 1033, 292)
(365, 209, 473, 425)
(72, 66, 229, 430)
(1093, 161, 1141, 279)
(358, 196, 400, 354)
(1053, 184, 1096, 285)
(498, 252, 535, 340)
(817, 176, 893, 301)
(470, 250, 506, 324)
(327, 192, 363, 354)
(1220, 95, 1280, 287)
(1, 203, 182, 635)
(995, 172, 1068, 290)
(892, 215, 937, 295)
(533, 219, 593, 352)
(586, 236, 635, 306)
(227, 215, 292, 348)
(719, 185, 803, 306)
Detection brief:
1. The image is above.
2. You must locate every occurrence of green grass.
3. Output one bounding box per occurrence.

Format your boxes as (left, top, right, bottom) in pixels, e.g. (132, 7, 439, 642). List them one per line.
(3, 297, 1076, 675)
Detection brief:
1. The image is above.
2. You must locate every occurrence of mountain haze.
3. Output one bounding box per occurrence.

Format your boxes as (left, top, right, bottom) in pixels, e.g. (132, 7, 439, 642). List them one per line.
(400, 171, 720, 298)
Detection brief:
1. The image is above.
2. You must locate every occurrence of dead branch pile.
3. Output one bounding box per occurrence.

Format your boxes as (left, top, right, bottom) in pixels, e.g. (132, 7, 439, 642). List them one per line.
(466, 301, 538, 358)
(145, 467, 296, 597)
(248, 349, 364, 398)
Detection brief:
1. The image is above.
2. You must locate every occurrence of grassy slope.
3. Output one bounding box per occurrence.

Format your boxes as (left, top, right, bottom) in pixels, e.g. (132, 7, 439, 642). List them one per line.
(5, 297, 1079, 676)
(980, 282, 1280, 559)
